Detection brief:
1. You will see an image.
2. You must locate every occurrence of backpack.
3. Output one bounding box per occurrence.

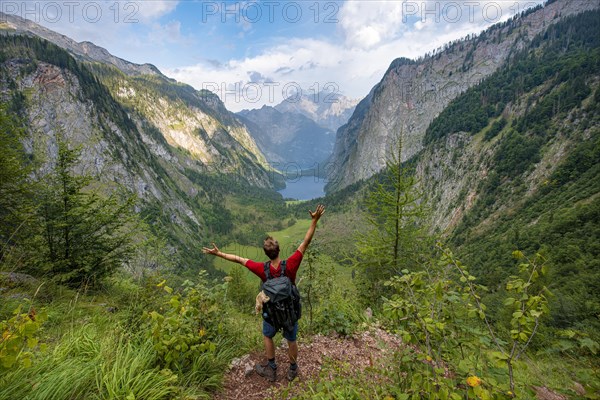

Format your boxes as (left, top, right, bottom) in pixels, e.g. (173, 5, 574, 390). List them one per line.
(261, 260, 301, 332)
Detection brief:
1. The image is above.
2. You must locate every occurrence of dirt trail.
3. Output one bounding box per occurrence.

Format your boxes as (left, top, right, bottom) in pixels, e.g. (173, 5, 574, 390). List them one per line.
(213, 328, 403, 400)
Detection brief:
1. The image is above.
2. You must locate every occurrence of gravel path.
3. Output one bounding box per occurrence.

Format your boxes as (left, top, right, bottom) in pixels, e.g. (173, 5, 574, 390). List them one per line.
(213, 328, 403, 400)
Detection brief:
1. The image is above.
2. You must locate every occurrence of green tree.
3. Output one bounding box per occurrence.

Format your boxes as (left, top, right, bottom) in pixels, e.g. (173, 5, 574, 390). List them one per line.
(354, 132, 429, 302)
(31, 136, 139, 287)
(0, 106, 32, 266)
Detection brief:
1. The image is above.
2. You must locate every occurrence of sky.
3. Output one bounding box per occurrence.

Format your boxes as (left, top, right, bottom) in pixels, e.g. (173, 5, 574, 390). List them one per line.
(2, 0, 545, 111)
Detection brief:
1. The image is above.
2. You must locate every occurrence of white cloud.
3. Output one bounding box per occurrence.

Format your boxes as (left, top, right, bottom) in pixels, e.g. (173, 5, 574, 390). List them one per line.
(338, 1, 407, 50)
(147, 20, 192, 46)
(136, 0, 179, 22)
(162, 1, 545, 111)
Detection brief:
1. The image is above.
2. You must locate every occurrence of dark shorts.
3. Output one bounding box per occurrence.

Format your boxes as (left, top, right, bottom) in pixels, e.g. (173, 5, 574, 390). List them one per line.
(263, 320, 298, 342)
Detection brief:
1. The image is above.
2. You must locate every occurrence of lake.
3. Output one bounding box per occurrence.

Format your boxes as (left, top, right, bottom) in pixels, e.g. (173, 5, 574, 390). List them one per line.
(278, 176, 326, 200)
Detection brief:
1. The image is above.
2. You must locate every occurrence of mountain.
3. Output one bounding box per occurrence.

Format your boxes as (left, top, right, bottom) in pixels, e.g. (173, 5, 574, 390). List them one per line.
(326, 0, 599, 193)
(237, 105, 334, 169)
(320, 7, 600, 331)
(0, 12, 161, 76)
(423, 9, 600, 330)
(0, 13, 271, 179)
(275, 90, 359, 132)
(237, 91, 358, 174)
(0, 14, 282, 269)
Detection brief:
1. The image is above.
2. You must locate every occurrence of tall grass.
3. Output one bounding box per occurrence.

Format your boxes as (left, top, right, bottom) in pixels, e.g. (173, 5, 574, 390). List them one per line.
(0, 292, 257, 400)
(94, 336, 178, 400)
(178, 337, 239, 398)
(0, 324, 99, 400)
(0, 323, 178, 400)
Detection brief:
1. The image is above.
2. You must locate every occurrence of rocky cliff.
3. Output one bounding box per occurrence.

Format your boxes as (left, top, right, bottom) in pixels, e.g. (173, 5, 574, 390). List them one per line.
(0, 12, 270, 184)
(0, 12, 160, 76)
(326, 0, 599, 192)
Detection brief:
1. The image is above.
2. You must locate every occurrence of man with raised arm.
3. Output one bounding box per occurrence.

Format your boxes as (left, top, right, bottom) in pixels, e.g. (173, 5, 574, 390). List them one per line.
(202, 204, 325, 382)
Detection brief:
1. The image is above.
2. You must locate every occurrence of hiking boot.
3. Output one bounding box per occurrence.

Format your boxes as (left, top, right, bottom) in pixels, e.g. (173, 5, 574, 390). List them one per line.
(287, 366, 299, 381)
(255, 362, 276, 382)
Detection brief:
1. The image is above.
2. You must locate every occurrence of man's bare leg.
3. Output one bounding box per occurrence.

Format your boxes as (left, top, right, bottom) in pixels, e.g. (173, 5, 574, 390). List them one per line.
(264, 336, 275, 359)
(287, 340, 298, 364)
(256, 336, 277, 381)
(287, 340, 299, 381)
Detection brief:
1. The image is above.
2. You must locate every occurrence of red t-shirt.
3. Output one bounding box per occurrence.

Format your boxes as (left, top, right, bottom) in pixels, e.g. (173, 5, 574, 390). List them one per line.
(244, 250, 303, 284)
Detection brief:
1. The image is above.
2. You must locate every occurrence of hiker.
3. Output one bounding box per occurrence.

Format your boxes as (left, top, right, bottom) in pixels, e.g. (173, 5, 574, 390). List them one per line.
(202, 204, 325, 382)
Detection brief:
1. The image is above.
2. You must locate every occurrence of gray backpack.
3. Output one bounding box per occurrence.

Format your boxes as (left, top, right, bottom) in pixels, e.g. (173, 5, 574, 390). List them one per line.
(261, 260, 301, 331)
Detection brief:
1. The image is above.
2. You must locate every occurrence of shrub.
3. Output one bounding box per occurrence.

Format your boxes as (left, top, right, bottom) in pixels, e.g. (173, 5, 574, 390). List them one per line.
(145, 273, 220, 372)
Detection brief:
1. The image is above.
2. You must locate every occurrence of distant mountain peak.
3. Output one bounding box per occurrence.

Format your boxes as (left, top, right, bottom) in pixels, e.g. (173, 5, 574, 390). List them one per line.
(275, 90, 359, 132)
(237, 105, 335, 169)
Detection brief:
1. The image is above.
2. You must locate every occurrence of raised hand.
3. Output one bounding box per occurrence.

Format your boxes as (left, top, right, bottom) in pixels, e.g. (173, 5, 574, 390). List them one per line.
(202, 242, 220, 256)
(309, 204, 326, 221)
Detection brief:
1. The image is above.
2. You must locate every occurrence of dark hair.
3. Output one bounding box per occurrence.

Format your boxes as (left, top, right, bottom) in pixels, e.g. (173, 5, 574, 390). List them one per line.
(263, 236, 280, 260)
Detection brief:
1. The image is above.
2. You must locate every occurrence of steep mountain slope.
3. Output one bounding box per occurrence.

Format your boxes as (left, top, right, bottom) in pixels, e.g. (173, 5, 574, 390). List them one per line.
(326, 0, 599, 192)
(0, 22, 281, 269)
(91, 65, 272, 180)
(237, 105, 334, 169)
(275, 90, 358, 132)
(0, 12, 271, 181)
(416, 10, 600, 330)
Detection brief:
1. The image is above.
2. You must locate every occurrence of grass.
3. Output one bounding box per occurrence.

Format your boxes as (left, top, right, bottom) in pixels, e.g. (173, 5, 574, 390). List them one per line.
(285, 199, 309, 206)
(269, 219, 311, 249)
(96, 336, 179, 400)
(511, 353, 600, 397)
(0, 272, 253, 400)
(2, 244, 598, 400)
(0, 322, 181, 400)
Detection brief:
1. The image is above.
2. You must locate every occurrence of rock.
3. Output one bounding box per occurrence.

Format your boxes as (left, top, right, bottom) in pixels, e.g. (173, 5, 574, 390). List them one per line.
(275, 91, 359, 132)
(237, 106, 335, 168)
(229, 354, 250, 370)
(533, 386, 567, 400)
(365, 307, 373, 319)
(244, 363, 254, 377)
(0, 272, 38, 287)
(573, 382, 586, 396)
(229, 358, 241, 369)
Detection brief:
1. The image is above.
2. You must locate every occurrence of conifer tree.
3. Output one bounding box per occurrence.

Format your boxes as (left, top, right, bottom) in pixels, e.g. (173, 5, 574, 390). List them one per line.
(32, 134, 139, 287)
(354, 128, 429, 302)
